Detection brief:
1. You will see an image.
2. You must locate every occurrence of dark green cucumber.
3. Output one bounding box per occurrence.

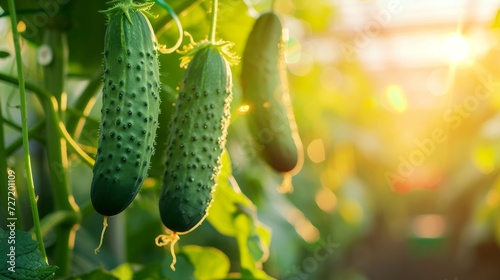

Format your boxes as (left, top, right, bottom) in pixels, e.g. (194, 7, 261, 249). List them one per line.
(159, 44, 232, 233)
(241, 12, 303, 174)
(91, 3, 161, 216)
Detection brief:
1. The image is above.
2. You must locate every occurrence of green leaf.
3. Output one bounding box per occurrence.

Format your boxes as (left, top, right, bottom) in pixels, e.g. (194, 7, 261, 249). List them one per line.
(182, 245, 230, 279)
(207, 152, 272, 278)
(132, 262, 163, 280)
(0, 228, 58, 280)
(112, 263, 134, 280)
(210, 0, 254, 62)
(160, 254, 195, 280)
(0, 50, 9, 58)
(256, 224, 272, 254)
(66, 0, 108, 76)
(207, 151, 248, 236)
(234, 214, 270, 277)
(247, 233, 266, 263)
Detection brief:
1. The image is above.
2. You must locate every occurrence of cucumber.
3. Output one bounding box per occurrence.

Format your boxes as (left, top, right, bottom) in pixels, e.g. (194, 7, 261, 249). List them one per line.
(159, 43, 232, 233)
(91, 1, 161, 216)
(241, 12, 303, 179)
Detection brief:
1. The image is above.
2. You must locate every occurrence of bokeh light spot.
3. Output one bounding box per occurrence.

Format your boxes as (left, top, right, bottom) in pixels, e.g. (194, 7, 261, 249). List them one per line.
(339, 201, 362, 225)
(471, 144, 496, 174)
(238, 104, 250, 114)
(411, 215, 446, 238)
(307, 138, 326, 163)
(17, 21, 26, 33)
(385, 84, 407, 113)
(315, 187, 337, 213)
(286, 208, 320, 243)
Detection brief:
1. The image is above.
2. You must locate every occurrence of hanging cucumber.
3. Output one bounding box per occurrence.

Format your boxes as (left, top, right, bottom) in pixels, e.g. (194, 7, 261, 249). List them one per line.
(91, 0, 161, 217)
(159, 43, 232, 231)
(156, 41, 236, 270)
(155, 0, 237, 270)
(241, 11, 304, 193)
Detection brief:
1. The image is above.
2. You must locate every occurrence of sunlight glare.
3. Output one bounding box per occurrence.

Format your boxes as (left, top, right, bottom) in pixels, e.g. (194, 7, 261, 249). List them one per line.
(238, 104, 250, 114)
(443, 34, 471, 63)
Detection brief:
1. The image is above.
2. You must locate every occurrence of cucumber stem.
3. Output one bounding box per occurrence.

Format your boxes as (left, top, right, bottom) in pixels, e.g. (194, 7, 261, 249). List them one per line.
(208, 0, 218, 44)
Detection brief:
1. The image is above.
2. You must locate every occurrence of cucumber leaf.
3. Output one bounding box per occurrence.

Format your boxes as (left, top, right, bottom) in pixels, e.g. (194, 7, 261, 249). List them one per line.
(0, 50, 9, 58)
(0, 228, 58, 280)
(182, 245, 230, 279)
(208, 151, 273, 279)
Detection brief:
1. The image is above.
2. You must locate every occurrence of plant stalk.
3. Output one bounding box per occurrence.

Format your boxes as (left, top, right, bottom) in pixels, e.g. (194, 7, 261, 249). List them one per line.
(209, 0, 218, 44)
(6, 0, 47, 259)
(42, 28, 78, 277)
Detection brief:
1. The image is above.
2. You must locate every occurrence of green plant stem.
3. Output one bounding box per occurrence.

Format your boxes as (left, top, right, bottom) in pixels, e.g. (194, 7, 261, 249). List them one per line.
(0, 73, 94, 167)
(2, 117, 22, 130)
(37, 210, 80, 239)
(0, 9, 45, 18)
(42, 28, 77, 277)
(6, 120, 46, 155)
(7, 0, 47, 260)
(0, 100, 13, 228)
(209, 0, 218, 44)
(0, 72, 51, 99)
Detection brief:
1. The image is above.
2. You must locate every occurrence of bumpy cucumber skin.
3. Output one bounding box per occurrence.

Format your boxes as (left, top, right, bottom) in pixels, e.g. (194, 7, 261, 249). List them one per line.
(159, 45, 232, 233)
(241, 12, 302, 173)
(91, 9, 161, 216)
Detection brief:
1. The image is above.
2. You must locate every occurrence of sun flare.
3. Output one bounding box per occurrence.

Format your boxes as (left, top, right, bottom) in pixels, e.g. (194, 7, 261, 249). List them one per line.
(443, 34, 471, 63)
